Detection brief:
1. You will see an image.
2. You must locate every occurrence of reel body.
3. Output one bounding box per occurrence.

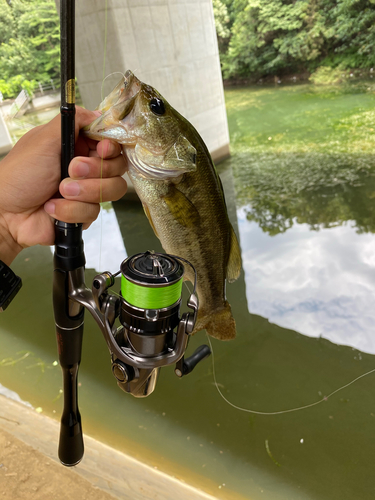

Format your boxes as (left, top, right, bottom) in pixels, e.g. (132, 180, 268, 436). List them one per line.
(114, 251, 188, 397)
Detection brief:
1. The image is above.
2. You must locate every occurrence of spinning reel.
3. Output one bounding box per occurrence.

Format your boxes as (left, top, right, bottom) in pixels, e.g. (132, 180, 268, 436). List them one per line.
(90, 251, 211, 397)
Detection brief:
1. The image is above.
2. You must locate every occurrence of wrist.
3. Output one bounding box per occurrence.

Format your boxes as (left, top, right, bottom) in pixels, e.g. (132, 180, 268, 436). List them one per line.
(0, 214, 23, 266)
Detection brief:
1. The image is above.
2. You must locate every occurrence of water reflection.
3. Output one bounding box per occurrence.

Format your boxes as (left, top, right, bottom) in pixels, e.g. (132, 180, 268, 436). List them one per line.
(6, 106, 60, 143)
(233, 152, 375, 236)
(228, 139, 375, 355)
(76, 203, 127, 272)
(238, 211, 375, 354)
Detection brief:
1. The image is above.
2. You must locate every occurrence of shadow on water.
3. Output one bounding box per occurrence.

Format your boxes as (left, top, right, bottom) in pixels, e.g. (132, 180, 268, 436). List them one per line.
(2, 84, 375, 499)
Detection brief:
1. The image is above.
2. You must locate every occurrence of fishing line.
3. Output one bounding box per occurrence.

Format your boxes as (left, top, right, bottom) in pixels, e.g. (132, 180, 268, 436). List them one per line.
(97, 7, 127, 271)
(122, 277, 183, 309)
(206, 334, 375, 415)
(101, 71, 127, 101)
(96, 0, 108, 271)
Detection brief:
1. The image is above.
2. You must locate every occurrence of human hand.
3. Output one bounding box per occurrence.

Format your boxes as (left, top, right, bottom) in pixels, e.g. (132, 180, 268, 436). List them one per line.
(0, 106, 127, 265)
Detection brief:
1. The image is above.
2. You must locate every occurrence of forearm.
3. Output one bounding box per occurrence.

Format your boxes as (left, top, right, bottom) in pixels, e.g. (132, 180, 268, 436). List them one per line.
(0, 215, 22, 266)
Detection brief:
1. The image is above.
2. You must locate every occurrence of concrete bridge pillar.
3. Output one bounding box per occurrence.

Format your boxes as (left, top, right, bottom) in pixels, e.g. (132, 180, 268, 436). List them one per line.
(73, 0, 229, 163)
(0, 112, 12, 156)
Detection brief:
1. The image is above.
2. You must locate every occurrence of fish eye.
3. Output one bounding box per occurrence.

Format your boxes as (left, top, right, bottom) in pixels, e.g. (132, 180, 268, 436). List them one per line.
(149, 97, 165, 116)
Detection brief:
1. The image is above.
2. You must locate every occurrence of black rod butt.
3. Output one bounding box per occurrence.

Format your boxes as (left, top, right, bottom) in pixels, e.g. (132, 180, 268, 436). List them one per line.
(58, 416, 84, 466)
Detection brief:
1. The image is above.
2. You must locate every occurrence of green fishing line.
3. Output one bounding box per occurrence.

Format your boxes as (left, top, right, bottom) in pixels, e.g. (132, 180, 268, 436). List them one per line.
(121, 277, 183, 309)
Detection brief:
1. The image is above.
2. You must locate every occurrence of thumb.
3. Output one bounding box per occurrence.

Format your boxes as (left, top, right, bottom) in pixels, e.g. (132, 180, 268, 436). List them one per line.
(75, 106, 102, 138)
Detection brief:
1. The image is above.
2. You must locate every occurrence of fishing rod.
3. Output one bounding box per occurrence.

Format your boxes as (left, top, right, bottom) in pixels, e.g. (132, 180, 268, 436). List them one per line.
(53, 0, 210, 467)
(53, 0, 85, 466)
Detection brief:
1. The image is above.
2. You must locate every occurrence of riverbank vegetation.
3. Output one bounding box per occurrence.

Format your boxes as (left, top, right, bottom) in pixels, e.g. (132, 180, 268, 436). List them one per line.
(0, 0, 59, 99)
(213, 0, 375, 83)
(2, 0, 375, 97)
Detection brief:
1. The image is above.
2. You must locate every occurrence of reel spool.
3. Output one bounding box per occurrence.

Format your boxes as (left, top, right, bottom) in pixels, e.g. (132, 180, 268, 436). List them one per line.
(92, 251, 211, 397)
(119, 251, 184, 349)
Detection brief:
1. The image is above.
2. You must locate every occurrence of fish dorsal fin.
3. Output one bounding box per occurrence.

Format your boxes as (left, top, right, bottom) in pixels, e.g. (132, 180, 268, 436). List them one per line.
(226, 226, 242, 283)
(163, 135, 197, 171)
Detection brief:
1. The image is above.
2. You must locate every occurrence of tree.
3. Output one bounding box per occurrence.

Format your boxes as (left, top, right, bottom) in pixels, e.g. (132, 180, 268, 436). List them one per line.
(0, 0, 60, 99)
(212, 0, 231, 53)
(215, 0, 375, 80)
(0, 0, 15, 45)
(321, 0, 375, 69)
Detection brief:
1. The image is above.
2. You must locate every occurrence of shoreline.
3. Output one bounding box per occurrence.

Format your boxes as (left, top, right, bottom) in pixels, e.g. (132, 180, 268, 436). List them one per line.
(0, 394, 219, 500)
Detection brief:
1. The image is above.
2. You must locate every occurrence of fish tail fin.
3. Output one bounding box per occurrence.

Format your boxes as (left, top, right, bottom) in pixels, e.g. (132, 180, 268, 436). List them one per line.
(193, 301, 236, 341)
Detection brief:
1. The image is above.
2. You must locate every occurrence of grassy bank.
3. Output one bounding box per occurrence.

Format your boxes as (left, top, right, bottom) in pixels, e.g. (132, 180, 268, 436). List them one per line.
(225, 82, 375, 235)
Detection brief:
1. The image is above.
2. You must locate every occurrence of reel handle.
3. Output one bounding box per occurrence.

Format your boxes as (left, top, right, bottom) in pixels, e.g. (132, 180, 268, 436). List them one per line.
(175, 344, 211, 377)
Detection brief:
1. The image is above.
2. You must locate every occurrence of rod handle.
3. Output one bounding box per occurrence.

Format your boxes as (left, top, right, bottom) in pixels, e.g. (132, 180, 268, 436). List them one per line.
(56, 325, 84, 466)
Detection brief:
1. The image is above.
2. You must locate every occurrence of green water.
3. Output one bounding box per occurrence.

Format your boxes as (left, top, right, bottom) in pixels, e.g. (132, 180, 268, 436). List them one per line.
(2, 84, 375, 499)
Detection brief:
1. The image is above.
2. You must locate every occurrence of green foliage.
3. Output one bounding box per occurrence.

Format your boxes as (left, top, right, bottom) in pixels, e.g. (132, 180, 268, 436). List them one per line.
(0, 0, 59, 99)
(309, 66, 345, 84)
(215, 0, 375, 80)
(0, 0, 15, 44)
(0, 75, 36, 99)
(212, 0, 231, 52)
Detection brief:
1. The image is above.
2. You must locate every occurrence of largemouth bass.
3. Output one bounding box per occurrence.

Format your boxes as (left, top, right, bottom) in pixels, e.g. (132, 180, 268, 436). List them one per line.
(84, 70, 241, 340)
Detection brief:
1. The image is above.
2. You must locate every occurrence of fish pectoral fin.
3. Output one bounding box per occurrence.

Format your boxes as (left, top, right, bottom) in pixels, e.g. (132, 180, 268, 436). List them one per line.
(163, 186, 200, 228)
(163, 135, 197, 172)
(226, 226, 242, 283)
(142, 202, 160, 239)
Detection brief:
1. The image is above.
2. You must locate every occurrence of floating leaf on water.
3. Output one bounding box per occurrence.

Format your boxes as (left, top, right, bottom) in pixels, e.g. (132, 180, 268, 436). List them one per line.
(0, 351, 32, 367)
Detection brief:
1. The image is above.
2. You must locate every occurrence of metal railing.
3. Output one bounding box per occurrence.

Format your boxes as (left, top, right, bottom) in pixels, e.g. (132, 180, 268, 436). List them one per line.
(32, 79, 60, 96)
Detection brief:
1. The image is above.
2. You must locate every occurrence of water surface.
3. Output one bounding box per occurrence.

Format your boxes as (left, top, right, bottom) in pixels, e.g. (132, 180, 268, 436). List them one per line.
(1, 84, 375, 500)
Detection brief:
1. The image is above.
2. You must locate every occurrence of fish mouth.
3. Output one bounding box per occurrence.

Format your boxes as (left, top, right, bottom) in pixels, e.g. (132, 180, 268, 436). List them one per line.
(83, 70, 141, 142)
